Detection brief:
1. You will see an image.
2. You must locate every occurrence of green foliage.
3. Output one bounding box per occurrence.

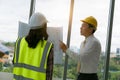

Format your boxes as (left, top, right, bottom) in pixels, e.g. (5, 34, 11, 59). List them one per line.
(1, 42, 120, 80)
(2, 66, 13, 72)
(0, 63, 13, 73)
(2, 42, 15, 47)
(53, 56, 120, 80)
(109, 71, 120, 80)
(0, 62, 3, 71)
(53, 64, 63, 78)
(67, 58, 77, 79)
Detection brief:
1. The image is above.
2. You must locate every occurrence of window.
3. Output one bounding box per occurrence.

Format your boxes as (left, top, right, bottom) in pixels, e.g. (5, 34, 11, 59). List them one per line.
(108, 0, 120, 79)
(0, 0, 119, 80)
(35, 0, 70, 79)
(0, 0, 30, 76)
(69, 0, 109, 79)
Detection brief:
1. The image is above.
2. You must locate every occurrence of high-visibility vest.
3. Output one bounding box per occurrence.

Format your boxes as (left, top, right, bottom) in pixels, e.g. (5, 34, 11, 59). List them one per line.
(13, 37, 53, 80)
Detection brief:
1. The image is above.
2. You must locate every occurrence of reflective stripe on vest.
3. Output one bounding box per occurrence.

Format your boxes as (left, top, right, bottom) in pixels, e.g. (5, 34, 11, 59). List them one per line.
(14, 74, 32, 80)
(16, 38, 22, 63)
(13, 38, 52, 80)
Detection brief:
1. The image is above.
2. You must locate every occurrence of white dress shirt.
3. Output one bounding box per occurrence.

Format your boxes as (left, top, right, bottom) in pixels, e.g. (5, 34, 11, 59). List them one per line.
(66, 35, 101, 73)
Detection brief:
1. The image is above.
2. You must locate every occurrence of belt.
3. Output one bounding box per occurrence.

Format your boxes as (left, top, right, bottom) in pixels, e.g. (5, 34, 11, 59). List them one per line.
(78, 72, 97, 76)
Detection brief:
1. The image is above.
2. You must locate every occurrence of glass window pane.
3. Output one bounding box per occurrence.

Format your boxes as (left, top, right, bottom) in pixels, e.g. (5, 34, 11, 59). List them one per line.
(35, 0, 70, 80)
(35, 0, 112, 80)
(0, 0, 118, 79)
(109, 0, 120, 79)
(69, 0, 110, 80)
(0, 0, 30, 79)
(0, 0, 30, 42)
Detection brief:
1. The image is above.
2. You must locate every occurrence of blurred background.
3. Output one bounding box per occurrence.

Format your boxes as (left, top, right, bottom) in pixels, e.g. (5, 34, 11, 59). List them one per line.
(0, 0, 120, 80)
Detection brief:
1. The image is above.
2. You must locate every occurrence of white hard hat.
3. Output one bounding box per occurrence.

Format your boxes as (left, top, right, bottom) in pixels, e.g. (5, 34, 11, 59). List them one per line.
(28, 12, 47, 29)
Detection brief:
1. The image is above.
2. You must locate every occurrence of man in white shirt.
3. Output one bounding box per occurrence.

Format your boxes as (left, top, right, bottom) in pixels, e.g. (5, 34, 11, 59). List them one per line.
(59, 16, 101, 80)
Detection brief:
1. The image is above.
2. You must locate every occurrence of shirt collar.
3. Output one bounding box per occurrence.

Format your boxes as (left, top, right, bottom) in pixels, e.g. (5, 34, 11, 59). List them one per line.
(85, 34, 94, 42)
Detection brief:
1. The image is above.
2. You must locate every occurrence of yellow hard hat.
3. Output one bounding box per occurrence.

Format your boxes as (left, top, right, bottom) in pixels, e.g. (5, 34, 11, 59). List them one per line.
(81, 16, 97, 30)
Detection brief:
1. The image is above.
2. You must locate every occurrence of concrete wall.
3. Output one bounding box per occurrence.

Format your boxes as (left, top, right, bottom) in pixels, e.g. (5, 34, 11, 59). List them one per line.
(0, 72, 13, 80)
(0, 72, 74, 80)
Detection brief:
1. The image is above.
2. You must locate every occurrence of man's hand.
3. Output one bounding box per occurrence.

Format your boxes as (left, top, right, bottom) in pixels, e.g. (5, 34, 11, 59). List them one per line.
(59, 40, 68, 53)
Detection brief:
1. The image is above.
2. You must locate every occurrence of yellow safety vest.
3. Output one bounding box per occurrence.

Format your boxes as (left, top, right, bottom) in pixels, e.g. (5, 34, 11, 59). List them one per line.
(13, 37, 53, 80)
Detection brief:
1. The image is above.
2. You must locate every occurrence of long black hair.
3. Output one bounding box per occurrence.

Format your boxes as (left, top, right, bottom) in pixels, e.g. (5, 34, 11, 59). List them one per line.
(25, 23, 48, 48)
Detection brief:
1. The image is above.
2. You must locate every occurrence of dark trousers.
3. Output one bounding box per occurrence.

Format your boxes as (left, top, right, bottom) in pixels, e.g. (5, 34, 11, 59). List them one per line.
(77, 73, 98, 80)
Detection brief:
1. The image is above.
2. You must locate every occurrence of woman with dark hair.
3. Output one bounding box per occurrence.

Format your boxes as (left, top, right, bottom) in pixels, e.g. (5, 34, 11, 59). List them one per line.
(26, 23, 48, 48)
(13, 12, 54, 80)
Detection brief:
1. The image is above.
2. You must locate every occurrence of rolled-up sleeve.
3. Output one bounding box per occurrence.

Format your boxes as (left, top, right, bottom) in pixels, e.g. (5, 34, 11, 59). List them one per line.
(66, 48, 79, 62)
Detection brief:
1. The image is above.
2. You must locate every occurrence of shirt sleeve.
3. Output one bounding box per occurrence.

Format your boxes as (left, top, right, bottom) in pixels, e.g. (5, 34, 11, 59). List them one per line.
(66, 48, 79, 62)
(46, 47, 54, 80)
